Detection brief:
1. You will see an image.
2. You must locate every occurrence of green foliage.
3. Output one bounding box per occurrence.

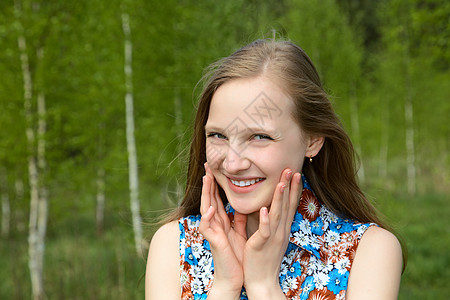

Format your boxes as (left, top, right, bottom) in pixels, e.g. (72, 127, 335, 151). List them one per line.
(0, 0, 448, 298)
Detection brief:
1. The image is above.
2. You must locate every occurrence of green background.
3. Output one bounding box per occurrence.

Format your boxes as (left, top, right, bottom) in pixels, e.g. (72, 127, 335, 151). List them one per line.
(0, 0, 448, 299)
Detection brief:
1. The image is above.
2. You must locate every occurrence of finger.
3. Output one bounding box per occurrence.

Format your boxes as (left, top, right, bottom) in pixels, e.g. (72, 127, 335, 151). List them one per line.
(200, 175, 211, 215)
(206, 163, 226, 216)
(212, 177, 230, 230)
(279, 168, 293, 187)
(248, 207, 270, 250)
(205, 163, 215, 196)
(278, 169, 292, 217)
(199, 205, 215, 236)
(206, 169, 217, 211)
(279, 170, 292, 222)
(259, 207, 270, 239)
(268, 182, 285, 226)
(201, 162, 209, 215)
(286, 172, 302, 227)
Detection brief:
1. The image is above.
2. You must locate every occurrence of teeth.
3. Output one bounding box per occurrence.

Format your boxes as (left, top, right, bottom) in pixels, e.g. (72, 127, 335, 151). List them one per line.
(231, 178, 263, 187)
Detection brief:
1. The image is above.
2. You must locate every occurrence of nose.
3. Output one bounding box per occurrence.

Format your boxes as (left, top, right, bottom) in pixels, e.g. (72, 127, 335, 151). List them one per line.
(222, 144, 251, 173)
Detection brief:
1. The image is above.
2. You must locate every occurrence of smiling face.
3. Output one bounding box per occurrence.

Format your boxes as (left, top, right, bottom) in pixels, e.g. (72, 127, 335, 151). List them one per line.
(205, 76, 311, 216)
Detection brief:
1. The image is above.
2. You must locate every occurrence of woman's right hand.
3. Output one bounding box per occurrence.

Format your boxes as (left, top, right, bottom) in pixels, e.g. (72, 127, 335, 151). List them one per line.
(199, 163, 246, 299)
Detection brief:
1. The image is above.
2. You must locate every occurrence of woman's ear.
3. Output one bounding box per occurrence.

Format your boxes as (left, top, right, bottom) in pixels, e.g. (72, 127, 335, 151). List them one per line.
(306, 136, 324, 158)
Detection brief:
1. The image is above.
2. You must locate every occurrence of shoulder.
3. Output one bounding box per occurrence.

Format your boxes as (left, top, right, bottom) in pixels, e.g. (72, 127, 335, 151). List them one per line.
(145, 220, 181, 300)
(347, 226, 403, 299)
(148, 220, 181, 254)
(153, 219, 181, 240)
(356, 226, 403, 264)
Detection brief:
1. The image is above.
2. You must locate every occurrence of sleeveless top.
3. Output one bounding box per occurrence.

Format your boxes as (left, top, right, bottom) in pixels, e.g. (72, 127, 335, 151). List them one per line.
(179, 175, 375, 299)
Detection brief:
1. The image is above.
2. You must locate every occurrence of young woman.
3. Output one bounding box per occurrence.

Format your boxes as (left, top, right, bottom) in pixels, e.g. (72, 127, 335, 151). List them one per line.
(146, 39, 404, 299)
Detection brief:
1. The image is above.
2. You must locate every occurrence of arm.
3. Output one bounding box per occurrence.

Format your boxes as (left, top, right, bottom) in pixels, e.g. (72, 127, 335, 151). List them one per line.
(145, 220, 181, 300)
(346, 226, 403, 299)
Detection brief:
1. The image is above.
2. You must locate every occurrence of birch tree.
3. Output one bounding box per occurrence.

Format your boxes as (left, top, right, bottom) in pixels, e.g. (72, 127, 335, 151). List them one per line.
(387, 0, 417, 194)
(403, 47, 416, 195)
(401, 4, 416, 195)
(96, 145, 105, 235)
(16, 15, 43, 300)
(15, 1, 48, 298)
(96, 114, 105, 235)
(122, 10, 143, 257)
(1, 168, 10, 237)
(36, 78, 48, 258)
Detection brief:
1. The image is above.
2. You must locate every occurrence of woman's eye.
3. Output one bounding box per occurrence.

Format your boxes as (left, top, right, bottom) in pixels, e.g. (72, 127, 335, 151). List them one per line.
(207, 132, 227, 139)
(253, 134, 273, 140)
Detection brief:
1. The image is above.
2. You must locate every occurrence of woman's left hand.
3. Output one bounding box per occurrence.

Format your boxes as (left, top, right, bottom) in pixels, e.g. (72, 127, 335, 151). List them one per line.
(241, 169, 302, 298)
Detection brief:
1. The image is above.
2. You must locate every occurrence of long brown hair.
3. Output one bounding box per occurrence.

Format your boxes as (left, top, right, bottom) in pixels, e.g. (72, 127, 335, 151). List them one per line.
(164, 38, 406, 267)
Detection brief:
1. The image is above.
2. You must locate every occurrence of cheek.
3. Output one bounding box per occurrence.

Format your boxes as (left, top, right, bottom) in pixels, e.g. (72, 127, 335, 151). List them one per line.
(205, 143, 225, 170)
(283, 141, 307, 172)
(255, 151, 290, 180)
(257, 145, 305, 175)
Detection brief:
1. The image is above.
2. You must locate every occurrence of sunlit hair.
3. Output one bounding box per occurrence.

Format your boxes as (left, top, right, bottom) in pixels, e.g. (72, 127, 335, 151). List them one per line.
(164, 38, 406, 268)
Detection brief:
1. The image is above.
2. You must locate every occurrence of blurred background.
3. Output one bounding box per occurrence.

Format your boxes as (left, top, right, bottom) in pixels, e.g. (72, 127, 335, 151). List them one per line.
(0, 0, 448, 299)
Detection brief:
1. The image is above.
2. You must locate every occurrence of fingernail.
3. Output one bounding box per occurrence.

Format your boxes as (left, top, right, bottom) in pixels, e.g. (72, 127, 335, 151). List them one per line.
(202, 176, 206, 183)
(280, 184, 286, 193)
(262, 207, 268, 215)
(286, 170, 292, 180)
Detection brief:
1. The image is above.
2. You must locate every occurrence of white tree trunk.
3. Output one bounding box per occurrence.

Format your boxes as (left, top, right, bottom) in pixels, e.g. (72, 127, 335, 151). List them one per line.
(96, 106, 106, 235)
(403, 13, 416, 195)
(17, 24, 44, 300)
(36, 88, 48, 278)
(1, 168, 10, 238)
(96, 167, 105, 235)
(405, 89, 416, 195)
(1, 190, 10, 238)
(122, 11, 143, 257)
(16, 2, 46, 298)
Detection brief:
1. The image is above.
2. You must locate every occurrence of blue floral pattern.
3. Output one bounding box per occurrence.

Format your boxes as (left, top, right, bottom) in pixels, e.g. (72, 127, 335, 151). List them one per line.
(179, 175, 375, 299)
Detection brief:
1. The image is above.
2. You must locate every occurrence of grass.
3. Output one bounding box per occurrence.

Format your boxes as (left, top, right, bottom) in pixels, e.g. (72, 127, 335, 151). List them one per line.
(1, 215, 146, 300)
(1, 191, 448, 299)
(373, 191, 450, 299)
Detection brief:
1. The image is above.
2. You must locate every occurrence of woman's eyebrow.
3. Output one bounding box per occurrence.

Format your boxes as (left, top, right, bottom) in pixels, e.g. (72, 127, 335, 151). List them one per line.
(204, 124, 222, 131)
(205, 122, 277, 135)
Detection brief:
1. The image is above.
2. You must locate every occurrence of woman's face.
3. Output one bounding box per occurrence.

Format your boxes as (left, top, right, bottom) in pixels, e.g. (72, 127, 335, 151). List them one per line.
(205, 76, 309, 215)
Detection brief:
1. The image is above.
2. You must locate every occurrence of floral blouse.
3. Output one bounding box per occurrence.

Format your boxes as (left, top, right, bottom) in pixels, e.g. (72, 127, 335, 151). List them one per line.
(179, 175, 375, 299)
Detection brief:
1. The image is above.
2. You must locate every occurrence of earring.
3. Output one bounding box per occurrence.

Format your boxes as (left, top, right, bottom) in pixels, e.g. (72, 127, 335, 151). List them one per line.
(309, 155, 313, 163)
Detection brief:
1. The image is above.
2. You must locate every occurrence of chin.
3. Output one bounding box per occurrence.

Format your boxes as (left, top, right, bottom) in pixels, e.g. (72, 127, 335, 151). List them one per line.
(226, 196, 268, 215)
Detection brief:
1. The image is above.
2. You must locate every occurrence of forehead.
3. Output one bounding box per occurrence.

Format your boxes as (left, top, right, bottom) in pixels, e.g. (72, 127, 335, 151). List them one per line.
(207, 77, 295, 130)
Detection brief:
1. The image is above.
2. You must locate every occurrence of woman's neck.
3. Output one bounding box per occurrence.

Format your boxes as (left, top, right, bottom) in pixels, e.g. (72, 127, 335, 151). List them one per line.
(246, 211, 261, 238)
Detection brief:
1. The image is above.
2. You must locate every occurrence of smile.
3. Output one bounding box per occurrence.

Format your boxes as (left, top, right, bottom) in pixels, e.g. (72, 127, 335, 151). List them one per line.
(230, 178, 264, 187)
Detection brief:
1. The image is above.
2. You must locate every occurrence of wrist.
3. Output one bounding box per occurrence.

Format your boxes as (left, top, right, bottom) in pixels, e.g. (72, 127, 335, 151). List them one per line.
(245, 281, 285, 300)
(207, 281, 242, 299)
